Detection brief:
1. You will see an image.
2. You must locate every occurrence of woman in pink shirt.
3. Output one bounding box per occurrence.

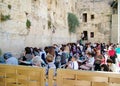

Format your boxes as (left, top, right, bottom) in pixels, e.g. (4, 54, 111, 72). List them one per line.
(108, 46, 116, 64)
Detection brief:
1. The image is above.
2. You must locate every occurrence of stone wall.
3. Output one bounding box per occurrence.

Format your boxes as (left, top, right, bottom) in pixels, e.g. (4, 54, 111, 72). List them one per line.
(0, 0, 77, 56)
(0, 0, 115, 56)
(75, 0, 113, 43)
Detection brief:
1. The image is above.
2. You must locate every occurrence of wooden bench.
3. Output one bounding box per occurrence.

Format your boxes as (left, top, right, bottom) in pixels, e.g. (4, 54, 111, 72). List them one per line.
(0, 64, 45, 86)
(0, 64, 120, 86)
(56, 69, 120, 86)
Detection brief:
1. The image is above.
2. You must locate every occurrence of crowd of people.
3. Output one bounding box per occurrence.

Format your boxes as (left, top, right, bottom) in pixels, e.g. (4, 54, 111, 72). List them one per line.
(0, 41, 120, 74)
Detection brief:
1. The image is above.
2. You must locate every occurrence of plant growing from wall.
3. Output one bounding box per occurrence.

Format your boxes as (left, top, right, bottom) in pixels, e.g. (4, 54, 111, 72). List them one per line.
(55, 0, 57, 6)
(67, 12, 79, 33)
(53, 12, 56, 15)
(1, 14, 10, 22)
(26, 19, 31, 29)
(8, 4, 11, 9)
(48, 20, 51, 29)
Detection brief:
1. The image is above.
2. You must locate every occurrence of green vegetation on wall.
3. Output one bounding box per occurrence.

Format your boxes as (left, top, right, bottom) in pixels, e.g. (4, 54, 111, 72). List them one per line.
(8, 4, 11, 9)
(26, 19, 31, 29)
(48, 20, 51, 29)
(67, 13, 79, 33)
(1, 14, 10, 22)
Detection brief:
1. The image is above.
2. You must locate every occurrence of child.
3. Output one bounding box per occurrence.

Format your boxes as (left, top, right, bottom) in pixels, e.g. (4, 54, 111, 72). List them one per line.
(66, 54, 79, 70)
(45, 54, 56, 75)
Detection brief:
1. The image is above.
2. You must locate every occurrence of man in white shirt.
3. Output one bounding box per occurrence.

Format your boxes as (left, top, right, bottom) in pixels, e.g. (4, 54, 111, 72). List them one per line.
(67, 55, 79, 70)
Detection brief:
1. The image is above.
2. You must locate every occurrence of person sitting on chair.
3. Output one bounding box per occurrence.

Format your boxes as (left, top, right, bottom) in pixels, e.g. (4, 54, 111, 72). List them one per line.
(4, 52, 18, 65)
(80, 52, 95, 70)
(66, 54, 79, 70)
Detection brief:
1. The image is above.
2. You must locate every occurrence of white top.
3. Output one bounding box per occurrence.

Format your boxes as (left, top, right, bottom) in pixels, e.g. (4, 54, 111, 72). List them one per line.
(73, 61, 79, 70)
(39, 50, 46, 58)
(80, 45, 83, 51)
(86, 47, 92, 53)
(109, 64, 118, 72)
(104, 53, 109, 64)
(6, 57, 18, 65)
(87, 57, 95, 65)
(68, 61, 78, 70)
(116, 54, 120, 67)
